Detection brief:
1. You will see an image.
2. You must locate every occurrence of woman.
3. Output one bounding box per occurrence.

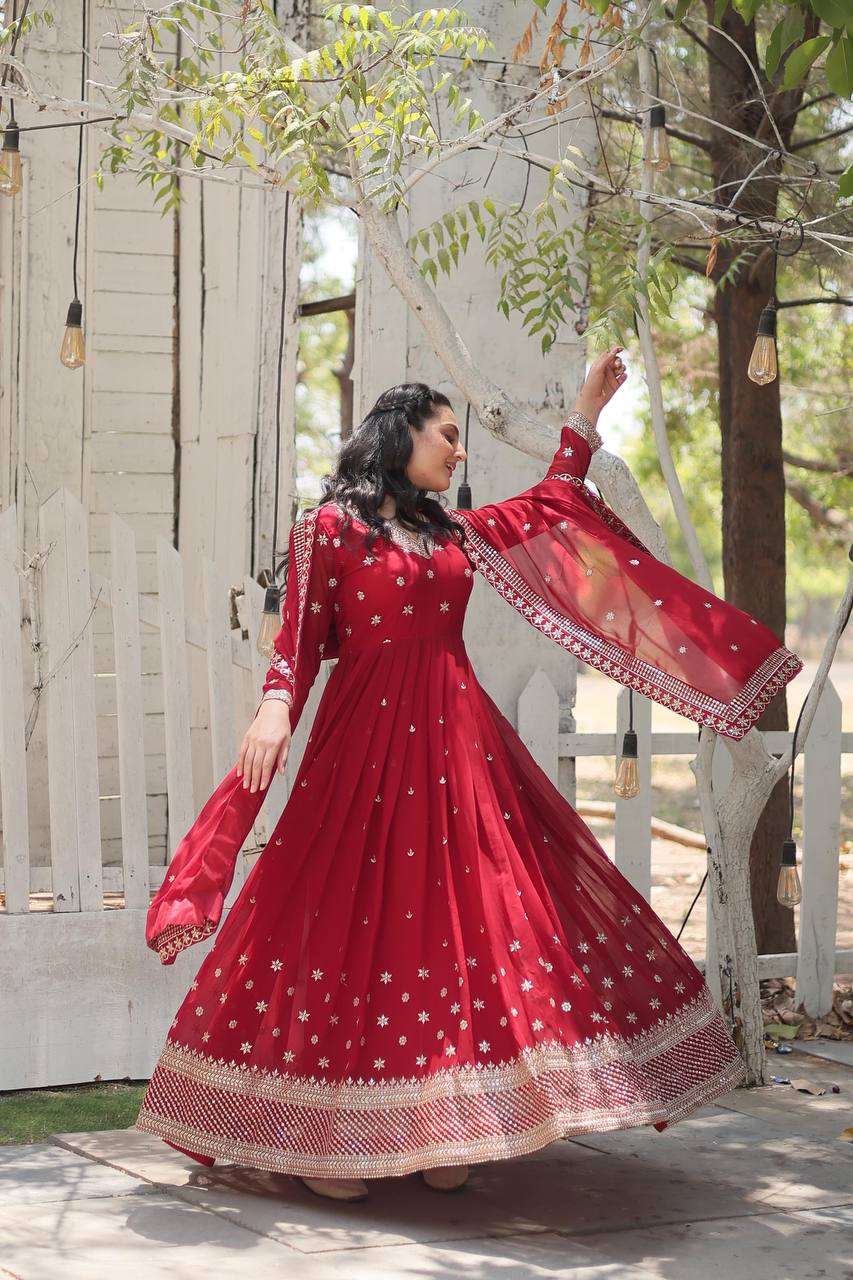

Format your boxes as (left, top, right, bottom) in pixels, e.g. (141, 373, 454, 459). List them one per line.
(136, 348, 802, 1201)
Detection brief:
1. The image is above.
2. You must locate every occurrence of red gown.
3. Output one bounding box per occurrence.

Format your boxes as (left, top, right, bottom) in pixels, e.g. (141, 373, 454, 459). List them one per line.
(135, 420, 802, 1178)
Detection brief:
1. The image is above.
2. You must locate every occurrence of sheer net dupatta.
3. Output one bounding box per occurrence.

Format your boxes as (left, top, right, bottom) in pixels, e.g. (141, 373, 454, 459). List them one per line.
(451, 475, 802, 742)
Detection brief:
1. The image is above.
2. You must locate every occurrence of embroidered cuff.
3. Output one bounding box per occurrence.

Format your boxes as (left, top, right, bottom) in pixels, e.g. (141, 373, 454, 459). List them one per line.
(563, 410, 603, 454)
(262, 688, 294, 707)
(268, 651, 295, 680)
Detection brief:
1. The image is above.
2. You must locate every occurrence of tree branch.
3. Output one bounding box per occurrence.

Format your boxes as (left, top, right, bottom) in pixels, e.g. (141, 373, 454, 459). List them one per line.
(776, 296, 853, 308)
(790, 123, 853, 152)
(599, 106, 712, 153)
(782, 449, 853, 475)
(785, 478, 853, 535)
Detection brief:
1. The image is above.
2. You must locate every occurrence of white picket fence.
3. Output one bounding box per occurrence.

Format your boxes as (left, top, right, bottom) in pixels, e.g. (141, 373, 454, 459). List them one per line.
(0, 486, 849, 1089)
(517, 658, 850, 1017)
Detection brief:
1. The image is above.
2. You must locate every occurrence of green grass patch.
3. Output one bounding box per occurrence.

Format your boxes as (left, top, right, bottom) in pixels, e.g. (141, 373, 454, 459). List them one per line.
(0, 1080, 149, 1146)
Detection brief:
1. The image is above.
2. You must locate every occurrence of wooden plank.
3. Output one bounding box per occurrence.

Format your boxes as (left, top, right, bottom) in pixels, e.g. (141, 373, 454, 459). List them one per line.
(90, 550, 158, 594)
(87, 290, 174, 337)
(517, 667, 559, 787)
(91, 334, 173, 357)
(90, 432, 175, 474)
(97, 710, 166, 761)
(204, 557, 238, 781)
(91, 473, 173, 515)
(253, 190, 303, 575)
(95, 671, 164, 718)
(90, 209, 176, 256)
(94, 252, 175, 295)
(99, 792, 167, 843)
(109, 513, 151, 909)
(91, 167, 173, 214)
(91, 352, 173, 395)
(0, 505, 31, 913)
(157, 537, 196, 857)
(90, 512, 174, 553)
(705, 743, 733, 1011)
(98, 753, 166, 795)
(93, 629, 162, 673)
(91, 391, 172, 434)
(238, 573, 276, 863)
(613, 688, 652, 902)
(796, 680, 842, 1018)
(39, 489, 103, 912)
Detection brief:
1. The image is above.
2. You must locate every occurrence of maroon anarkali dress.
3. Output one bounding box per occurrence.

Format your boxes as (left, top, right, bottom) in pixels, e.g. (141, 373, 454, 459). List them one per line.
(135, 417, 802, 1177)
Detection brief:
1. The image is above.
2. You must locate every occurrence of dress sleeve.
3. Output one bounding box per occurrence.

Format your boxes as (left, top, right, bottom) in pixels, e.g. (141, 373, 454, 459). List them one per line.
(449, 413, 802, 741)
(255, 504, 341, 731)
(144, 504, 341, 965)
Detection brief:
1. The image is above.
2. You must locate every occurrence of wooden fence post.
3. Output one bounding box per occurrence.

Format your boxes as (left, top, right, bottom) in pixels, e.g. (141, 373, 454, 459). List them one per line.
(203, 557, 237, 783)
(518, 667, 559, 786)
(0, 505, 30, 913)
(613, 687, 652, 901)
(157, 536, 195, 859)
(39, 488, 103, 911)
(797, 679, 842, 1016)
(109, 513, 150, 909)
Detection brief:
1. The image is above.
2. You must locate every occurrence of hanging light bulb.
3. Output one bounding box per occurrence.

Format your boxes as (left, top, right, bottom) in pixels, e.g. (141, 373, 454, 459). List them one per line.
(614, 688, 640, 799)
(60, 298, 85, 368)
(747, 304, 778, 385)
(257, 586, 282, 658)
(776, 838, 802, 908)
(644, 105, 671, 171)
(614, 727, 640, 798)
(0, 123, 23, 197)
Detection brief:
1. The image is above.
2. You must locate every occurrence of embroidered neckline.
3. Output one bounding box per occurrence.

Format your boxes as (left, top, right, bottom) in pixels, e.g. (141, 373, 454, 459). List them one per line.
(337, 503, 437, 559)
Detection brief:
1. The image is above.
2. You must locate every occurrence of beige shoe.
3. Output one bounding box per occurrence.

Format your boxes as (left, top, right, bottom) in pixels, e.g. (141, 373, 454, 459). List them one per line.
(299, 1175, 369, 1201)
(419, 1164, 469, 1191)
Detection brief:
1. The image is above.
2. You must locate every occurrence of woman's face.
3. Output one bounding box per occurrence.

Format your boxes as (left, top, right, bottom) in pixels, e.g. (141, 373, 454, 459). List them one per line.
(406, 406, 467, 493)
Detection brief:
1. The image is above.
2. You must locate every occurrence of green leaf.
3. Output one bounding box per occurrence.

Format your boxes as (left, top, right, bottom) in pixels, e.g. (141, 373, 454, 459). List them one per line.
(672, 0, 692, 20)
(838, 162, 853, 198)
(825, 34, 853, 96)
(733, 0, 761, 25)
(811, 0, 849, 30)
(714, 0, 729, 25)
(766, 9, 805, 81)
(782, 35, 832, 87)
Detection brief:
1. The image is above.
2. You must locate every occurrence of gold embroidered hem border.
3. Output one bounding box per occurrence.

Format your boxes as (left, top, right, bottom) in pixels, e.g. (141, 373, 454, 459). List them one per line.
(135, 987, 746, 1178)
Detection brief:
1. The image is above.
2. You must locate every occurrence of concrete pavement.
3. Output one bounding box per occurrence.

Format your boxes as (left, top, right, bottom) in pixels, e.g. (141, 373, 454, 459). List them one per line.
(1, 1042, 851, 1279)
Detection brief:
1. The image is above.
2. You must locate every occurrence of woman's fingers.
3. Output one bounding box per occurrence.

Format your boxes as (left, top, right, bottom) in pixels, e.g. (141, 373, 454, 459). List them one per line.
(236, 735, 248, 779)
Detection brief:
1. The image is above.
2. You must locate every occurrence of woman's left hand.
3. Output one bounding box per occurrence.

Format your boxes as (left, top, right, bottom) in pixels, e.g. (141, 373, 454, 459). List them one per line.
(574, 347, 626, 425)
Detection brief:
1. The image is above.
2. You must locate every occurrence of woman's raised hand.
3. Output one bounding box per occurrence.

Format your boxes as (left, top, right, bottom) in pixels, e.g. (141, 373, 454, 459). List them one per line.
(574, 346, 626, 425)
(237, 700, 292, 793)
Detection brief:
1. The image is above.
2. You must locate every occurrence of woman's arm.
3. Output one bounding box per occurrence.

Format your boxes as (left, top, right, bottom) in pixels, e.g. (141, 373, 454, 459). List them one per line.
(238, 503, 342, 793)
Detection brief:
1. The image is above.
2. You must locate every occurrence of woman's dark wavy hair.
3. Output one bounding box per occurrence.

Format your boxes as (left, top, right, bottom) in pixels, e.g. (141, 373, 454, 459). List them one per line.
(309, 382, 470, 558)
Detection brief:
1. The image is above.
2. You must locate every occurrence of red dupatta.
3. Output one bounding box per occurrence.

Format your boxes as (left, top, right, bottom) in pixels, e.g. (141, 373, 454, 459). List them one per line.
(449, 472, 801, 742)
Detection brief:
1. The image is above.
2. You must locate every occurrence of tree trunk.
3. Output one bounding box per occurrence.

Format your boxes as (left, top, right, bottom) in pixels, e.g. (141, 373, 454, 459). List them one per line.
(704, 1, 818, 955)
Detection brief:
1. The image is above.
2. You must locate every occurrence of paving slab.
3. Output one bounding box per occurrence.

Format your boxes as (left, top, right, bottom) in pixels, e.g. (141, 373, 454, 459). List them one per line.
(0, 1192, 318, 1280)
(313, 1230, 662, 1278)
(0, 1141, 155, 1206)
(713, 1046, 853, 1141)
(527, 1204, 852, 1280)
(788, 1038, 853, 1069)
